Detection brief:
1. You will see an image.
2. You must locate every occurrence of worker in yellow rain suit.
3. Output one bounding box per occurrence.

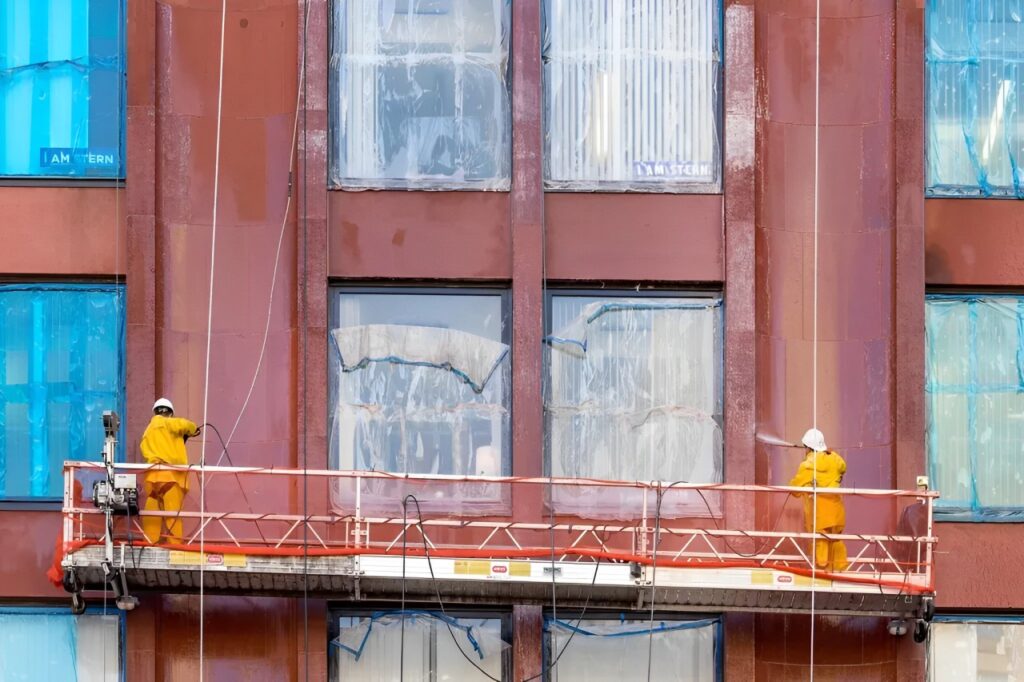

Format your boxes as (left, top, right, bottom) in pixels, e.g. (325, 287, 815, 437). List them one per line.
(789, 428, 848, 572)
(140, 398, 199, 544)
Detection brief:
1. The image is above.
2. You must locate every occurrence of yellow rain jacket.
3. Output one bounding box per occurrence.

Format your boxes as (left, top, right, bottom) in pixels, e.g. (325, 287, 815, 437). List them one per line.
(140, 415, 199, 490)
(789, 450, 846, 531)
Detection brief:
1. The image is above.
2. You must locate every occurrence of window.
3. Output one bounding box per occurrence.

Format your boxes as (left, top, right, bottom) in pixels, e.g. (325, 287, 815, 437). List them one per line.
(926, 294, 1024, 518)
(542, 0, 721, 191)
(926, 0, 1024, 197)
(329, 0, 511, 189)
(0, 608, 121, 680)
(0, 0, 125, 178)
(0, 284, 124, 499)
(544, 294, 723, 517)
(545, 616, 719, 681)
(929, 618, 1024, 681)
(329, 289, 510, 513)
(330, 611, 509, 680)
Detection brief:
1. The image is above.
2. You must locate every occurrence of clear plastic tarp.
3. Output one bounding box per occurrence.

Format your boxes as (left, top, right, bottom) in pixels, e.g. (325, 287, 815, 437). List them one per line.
(329, 292, 510, 514)
(0, 609, 119, 681)
(926, 0, 1024, 197)
(929, 620, 1024, 681)
(330, 611, 507, 681)
(542, 0, 721, 192)
(0, 0, 124, 177)
(0, 284, 124, 499)
(545, 297, 723, 519)
(330, 0, 512, 190)
(547, 618, 717, 682)
(926, 295, 1024, 519)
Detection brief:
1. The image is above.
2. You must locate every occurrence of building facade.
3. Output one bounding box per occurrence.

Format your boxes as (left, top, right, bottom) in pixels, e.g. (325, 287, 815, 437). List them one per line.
(0, 0, 1021, 679)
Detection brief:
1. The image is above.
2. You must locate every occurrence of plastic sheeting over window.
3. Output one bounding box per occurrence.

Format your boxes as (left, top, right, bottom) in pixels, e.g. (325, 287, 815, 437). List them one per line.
(546, 618, 718, 681)
(0, 284, 124, 499)
(545, 297, 723, 519)
(542, 0, 721, 192)
(926, 295, 1024, 519)
(330, 0, 511, 190)
(0, 608, 120, 681)
(330, 611, 507, 681)
(0, 0, 124, 177)
(329, 291, 510, 515)
(926, 0, 1024, 197)
(929, 619, 1024, 681)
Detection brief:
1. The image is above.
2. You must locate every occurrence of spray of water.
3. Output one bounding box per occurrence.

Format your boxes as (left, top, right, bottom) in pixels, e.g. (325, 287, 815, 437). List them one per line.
(755, 432, 799, 448)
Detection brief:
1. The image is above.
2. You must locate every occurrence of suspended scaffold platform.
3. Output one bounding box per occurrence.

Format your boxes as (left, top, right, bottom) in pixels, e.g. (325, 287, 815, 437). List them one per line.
(58, 459, 937, 620)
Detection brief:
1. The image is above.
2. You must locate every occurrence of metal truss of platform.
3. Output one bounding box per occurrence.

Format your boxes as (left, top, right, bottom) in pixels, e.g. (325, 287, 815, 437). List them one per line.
(59, 462, 937, 619)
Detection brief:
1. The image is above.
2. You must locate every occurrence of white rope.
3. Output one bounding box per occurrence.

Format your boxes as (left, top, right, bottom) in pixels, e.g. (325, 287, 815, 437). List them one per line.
(199, 1, 229, 679)
(810, 0, 821, 679)
(214, 21, 309, 465)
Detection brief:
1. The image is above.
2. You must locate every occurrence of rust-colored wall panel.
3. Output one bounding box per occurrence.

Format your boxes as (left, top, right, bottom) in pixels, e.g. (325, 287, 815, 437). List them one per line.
(510, 0, 545, 499)
(0, 511, 64, 597)
(754, 614, 896, 673)
(755, 1, 900, 677)
(152, 595, 297, 681)
(926, 199, 1024, 286)
(545, 194, 723, 282)
(755, 2, 895, 475)
(0, 188, 126, 276)
(328, 191, 512, 280)
(136, 1, 305, 676)
(936, 524, 1024, 609)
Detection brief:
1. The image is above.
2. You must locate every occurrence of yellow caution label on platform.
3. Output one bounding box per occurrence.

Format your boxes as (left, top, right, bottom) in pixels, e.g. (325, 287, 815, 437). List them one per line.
(454, 560, 491, 575)
(168, 550, 247, 568)
(509, 562, 531, 577)
(454, 560, 533, 578)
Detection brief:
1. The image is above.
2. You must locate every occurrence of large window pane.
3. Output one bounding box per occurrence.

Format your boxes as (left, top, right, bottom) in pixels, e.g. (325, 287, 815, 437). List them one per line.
(0, 284, 124, 499)
(0, 608, 120, 681)
(0, 0, 124, 178)
(926, 295, 1024, 518)
(329, 290, 510, 513)
(929, 620, 1024, 681)
(546, 617, 718, 682)
(545, 295, 723, 518)
(926, 0, 1024, 197)
(330, 0, 511, 189)
(542, 0, 721, 191)
(330, 611, 508, 680)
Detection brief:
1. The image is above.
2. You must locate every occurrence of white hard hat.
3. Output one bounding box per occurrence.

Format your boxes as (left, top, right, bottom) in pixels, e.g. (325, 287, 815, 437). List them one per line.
(801, 428, 827, 452)
(153, 398, 174, 413)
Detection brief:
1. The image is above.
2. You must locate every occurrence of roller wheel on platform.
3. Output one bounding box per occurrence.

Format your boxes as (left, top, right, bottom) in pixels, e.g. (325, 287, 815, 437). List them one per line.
(71, 592, 87, 616)
(922, 597, 935, 622)
(913, 619, 929, 644)
(62, 569, 80, 595)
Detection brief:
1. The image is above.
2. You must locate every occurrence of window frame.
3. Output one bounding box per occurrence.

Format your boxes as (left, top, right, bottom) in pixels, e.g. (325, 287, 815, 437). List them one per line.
(927, 614, 1024, 682)
(542, 611, 723, 682)
(0, 280, 126, 503)
(541, 0, 725, 194)
(0, 0, 127, 181)
(0, 605, 125, 681)
(924, 0, 1024, 198)
(327, 283, 513, 476)
(542, 287, 725, 480)
(327, 0, 513, 191)
(925, 290, 1024, 521)
(327, 606, 512, 681)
